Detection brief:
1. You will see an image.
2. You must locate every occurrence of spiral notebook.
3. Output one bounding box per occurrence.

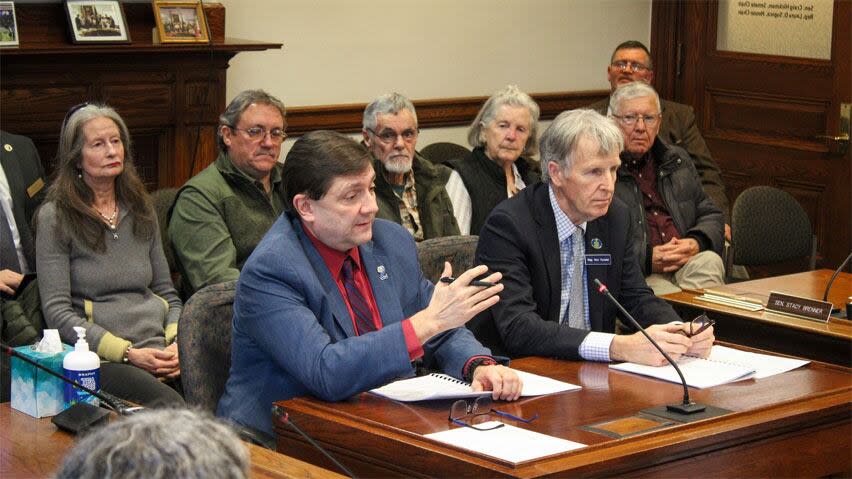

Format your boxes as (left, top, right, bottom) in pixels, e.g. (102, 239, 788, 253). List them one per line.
(609, 345, 809, 389)
(369, 369, 580, 402)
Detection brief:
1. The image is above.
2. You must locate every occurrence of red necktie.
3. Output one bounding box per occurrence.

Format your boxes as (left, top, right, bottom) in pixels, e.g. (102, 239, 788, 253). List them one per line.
(341, 256, 376, 335)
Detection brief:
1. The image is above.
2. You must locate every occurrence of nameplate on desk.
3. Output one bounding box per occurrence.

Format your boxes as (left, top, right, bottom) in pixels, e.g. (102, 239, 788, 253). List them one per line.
(766, 291, 832, 323)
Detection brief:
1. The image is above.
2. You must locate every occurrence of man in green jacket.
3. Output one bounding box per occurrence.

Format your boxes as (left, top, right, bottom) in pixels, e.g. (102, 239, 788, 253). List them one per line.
(362, 93, 463, 241)
(169, 90, 288, 297)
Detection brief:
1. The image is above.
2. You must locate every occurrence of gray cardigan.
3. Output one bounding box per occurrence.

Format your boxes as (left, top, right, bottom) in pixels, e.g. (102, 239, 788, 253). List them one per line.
(36, 201, 182, 362)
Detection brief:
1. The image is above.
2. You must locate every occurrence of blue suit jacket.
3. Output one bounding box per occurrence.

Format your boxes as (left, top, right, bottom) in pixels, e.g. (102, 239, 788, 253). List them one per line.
(218, 213, 492, 434)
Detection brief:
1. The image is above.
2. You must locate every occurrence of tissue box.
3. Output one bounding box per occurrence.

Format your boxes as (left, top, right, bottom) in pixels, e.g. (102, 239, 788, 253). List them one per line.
(11, 344, 73, 418)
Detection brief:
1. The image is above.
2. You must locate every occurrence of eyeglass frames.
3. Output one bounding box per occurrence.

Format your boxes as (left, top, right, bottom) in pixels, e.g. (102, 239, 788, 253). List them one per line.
(62, 102, 92, 130)
(229, 126, 288, 144)
(611, 113, 662, 128)
(448, 396, 538, 431)
(610, 60, 651, 73)
(366, 127, 418, 145)
(687, 313, 715, 337)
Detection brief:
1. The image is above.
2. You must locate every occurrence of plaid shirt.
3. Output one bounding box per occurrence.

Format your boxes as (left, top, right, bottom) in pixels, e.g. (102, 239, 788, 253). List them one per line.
(549, 185, 613, 361)
(390, 171, 424, 242)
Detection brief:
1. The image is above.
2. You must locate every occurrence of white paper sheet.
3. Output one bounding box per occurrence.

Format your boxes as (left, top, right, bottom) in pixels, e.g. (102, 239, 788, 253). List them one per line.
(369, 369, 581, 402)
(425, 421, 586, 464)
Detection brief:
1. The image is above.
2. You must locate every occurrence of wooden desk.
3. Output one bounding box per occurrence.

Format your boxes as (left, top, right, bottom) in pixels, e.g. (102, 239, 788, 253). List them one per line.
(0, 403, 341, 479)
(663, 270, 852, 366)
(274, 355, 851, 478)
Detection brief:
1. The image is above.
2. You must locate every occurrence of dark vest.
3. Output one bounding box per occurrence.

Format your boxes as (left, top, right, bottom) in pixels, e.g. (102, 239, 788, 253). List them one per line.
(445, 147, 540, 235)
(373, 154, 460, 240)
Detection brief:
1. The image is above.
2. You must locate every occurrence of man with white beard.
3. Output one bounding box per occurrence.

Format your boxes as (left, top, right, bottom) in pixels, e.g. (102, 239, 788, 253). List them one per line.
(362, 93, 464, 240)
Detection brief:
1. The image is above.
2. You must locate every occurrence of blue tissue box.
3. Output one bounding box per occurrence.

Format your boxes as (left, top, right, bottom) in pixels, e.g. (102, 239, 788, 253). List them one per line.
(10, 344, 73, 418)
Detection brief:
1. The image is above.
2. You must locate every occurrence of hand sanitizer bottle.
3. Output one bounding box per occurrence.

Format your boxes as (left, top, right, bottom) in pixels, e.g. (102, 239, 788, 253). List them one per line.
(63, 326, 100, 406)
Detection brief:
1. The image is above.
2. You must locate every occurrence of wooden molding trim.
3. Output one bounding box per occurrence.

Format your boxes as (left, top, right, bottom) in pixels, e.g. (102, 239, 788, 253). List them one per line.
(285, 90, 609, 136)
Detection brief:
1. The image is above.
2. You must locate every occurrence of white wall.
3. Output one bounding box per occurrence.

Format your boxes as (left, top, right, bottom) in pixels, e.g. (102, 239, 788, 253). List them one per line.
(218, 0, 652, 153)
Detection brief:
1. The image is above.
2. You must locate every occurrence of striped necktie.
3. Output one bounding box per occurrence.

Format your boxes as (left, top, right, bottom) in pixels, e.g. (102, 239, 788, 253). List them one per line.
(341, 256, 376, 335)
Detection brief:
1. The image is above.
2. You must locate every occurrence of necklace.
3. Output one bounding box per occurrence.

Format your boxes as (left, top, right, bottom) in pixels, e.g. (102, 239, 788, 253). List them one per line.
(97, 204, 119, 240)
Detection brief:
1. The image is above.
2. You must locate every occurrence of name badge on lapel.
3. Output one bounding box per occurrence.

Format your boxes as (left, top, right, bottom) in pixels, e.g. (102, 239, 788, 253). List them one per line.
(585, 254, 611, 266)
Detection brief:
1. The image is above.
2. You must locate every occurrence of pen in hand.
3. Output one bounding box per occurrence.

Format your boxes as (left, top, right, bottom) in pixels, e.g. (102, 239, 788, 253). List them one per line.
(439, 276, 497, 288)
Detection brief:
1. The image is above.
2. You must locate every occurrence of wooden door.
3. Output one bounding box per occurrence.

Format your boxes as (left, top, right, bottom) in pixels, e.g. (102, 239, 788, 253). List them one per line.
(653, 0, 851, 270)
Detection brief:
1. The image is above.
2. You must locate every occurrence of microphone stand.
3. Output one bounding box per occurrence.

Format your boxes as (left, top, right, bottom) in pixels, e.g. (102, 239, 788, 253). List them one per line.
(594, 280, 729, 421)
(272, 405, 357, 479)
(822, 250, 852, 306)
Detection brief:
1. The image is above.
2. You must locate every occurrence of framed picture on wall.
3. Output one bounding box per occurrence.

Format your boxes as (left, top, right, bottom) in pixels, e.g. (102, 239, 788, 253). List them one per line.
(152, 1, 209, 44)
(0, 1, 19, 47)
(64, 0, 131, 43)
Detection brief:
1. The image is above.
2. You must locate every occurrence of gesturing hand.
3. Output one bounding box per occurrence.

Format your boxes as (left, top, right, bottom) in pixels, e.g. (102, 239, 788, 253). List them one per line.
(409, 262, 503, 344)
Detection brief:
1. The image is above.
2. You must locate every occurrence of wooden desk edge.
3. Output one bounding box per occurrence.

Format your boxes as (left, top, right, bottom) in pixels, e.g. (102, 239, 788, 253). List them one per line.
(663, 290, 852, 339)
(275, 364, 852, 478)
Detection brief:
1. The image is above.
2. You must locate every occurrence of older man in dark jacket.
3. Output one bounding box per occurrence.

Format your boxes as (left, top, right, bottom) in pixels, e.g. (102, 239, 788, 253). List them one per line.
(610, 82, 725, 295)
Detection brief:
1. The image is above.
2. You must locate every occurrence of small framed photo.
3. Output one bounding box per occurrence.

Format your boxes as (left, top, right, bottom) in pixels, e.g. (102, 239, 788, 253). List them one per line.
(0, 1, 19, 47)
(64, 0, 131, 44)
(152, 1, 209, 44)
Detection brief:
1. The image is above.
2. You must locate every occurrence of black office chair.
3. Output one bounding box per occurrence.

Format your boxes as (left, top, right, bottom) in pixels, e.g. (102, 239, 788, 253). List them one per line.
(420, 142, 471, 166)
(728, 186, 817, 273)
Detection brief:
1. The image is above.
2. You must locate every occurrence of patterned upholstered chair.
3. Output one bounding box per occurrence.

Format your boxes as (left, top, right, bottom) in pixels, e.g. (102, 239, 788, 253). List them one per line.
(151, 188, 182, 294)
(420, 142, 471, 166)
(416, 235, 479, 283)
(178, 280, 237, 413)
(729, 186, 817, 272)
(178, 279, 275, 449)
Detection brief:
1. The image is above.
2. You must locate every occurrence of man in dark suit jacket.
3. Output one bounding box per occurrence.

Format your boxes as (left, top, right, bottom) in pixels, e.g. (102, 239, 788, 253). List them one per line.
(0, 130, 46, 295)
(472, 110, 714, 366)
(588, 41, 730, 231)
(218, 131, 520, 436)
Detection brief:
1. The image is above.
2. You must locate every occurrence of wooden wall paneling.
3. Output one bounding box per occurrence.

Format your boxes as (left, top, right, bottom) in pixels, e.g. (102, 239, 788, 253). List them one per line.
(704, 88, 830, 152)
(1, 3, 280, 190)
(285, 90, 608, 136)
(649, 0, 682, 101)
(662, 0, 850, 269)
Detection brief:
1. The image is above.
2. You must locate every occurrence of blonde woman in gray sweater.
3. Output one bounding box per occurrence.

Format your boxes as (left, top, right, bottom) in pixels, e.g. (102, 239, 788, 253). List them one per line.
(36, 103, 183, 407)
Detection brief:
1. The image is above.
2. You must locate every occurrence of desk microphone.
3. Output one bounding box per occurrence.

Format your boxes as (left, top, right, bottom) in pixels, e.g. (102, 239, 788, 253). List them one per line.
(272, 404, 357, 478)
(2, 342, 141, 431)
(822, 250, 852, 304)
(593, 280, 711, 418)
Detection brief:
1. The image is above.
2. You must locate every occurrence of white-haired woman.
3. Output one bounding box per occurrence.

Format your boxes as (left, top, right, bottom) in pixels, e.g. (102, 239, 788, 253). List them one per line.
(442, 85, 541, 235)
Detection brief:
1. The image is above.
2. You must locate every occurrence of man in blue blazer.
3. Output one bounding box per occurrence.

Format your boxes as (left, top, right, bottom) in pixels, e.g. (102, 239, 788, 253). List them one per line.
(470, 110, 715, 366)
(218, 130, 521, 435)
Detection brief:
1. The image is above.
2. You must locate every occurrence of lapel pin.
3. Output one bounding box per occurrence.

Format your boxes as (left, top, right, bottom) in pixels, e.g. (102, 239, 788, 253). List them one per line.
(377, 265, 388, 280)
(591, 238, 603, 250)
(3, 144, 12, 152)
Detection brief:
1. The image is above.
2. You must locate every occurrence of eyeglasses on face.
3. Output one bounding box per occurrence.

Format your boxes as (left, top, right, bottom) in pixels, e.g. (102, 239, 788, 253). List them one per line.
(612, 113, 662, 127)
(448, 396, 538, 431)
(366, 127, 418, 145)
(610, 60, 651, 73)
(230, 126, 287, 144)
